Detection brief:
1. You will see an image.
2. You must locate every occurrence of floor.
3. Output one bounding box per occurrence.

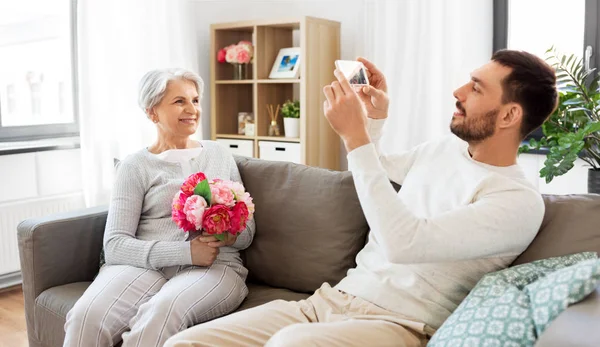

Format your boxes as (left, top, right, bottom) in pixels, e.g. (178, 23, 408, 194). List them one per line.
(0, 285, 28, 347)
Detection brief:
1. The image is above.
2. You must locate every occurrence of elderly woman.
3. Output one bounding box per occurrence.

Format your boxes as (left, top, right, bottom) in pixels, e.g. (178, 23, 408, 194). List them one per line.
(63, 68, 255, 347)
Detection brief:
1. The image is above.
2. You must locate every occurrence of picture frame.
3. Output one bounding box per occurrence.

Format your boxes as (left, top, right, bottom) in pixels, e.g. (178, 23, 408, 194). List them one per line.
(269, 47, 301, 79)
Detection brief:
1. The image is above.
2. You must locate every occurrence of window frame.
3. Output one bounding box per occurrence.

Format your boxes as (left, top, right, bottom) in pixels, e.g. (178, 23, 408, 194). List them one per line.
(0, 0, 80, 142)
(493, 0, 599, 144)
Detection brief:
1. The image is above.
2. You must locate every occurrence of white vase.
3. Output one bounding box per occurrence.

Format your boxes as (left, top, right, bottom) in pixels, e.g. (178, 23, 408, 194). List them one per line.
(283, 118, 300, 138)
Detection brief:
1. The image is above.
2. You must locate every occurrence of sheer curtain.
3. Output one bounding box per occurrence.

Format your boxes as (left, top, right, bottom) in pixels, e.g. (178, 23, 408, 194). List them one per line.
(77, 0, 200, 206)
(362, 0, 493, 153)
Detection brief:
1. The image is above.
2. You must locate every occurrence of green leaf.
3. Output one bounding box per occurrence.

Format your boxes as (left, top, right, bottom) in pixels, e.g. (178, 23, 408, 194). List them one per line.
(193, 179, 212, 204)
(583, 122, 600, 135)
(562, 98, 585, 106)
(214, 234, 226, 241)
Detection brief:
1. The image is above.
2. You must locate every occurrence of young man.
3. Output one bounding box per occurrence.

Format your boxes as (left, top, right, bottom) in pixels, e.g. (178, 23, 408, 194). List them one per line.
(165, 50, 558, 347)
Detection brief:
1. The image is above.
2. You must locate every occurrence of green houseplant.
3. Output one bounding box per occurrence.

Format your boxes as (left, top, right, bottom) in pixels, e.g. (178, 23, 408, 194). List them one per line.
(520, 47, 600, 193)
(281, 99, 300, 138)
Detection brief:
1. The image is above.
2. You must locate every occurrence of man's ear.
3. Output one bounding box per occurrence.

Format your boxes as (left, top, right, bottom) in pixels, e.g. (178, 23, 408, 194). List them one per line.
(499, 103, 523, 130)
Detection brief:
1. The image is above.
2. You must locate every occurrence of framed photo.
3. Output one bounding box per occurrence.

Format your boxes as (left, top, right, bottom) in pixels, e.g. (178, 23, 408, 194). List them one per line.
(269, 47, 301, 79)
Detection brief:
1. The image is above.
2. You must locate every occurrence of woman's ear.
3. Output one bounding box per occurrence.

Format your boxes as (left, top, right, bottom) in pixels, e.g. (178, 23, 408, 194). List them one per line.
(147, 108, 158, 123)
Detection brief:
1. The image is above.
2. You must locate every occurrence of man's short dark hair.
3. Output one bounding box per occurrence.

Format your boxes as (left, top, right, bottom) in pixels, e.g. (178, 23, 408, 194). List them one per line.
(491, 50, 558, 139)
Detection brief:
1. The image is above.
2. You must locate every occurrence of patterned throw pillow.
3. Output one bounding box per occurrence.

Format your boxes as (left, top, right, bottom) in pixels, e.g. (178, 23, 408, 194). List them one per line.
(428, 252, 597, 347)
(525, 258, 600, 336)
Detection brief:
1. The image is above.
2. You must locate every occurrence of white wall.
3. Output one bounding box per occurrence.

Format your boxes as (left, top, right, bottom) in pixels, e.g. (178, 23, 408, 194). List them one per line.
(518, 153, 589, 195)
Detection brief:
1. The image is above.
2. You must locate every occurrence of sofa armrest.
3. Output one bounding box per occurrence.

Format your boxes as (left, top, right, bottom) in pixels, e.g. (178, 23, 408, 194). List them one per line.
(535, 284, 600, 347)
(17, 205, 108, 338)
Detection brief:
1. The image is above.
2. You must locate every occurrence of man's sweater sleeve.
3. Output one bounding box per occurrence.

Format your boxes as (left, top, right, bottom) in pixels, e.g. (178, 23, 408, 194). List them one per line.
(348, 143, 544, 264)
(368, 118, 419, 185)
(103, 160, 192, 270)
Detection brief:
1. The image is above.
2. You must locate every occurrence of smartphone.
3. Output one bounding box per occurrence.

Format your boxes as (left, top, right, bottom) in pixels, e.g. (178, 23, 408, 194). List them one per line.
(335, 60, 369, 86)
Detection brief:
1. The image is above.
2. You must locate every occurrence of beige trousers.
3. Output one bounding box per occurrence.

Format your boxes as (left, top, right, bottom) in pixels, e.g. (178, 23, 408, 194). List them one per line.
(165, 283, 429, 347)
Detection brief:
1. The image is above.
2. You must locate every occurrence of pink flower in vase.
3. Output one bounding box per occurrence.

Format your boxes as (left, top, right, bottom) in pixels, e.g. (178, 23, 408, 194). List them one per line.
(202, 205, 231, 235)
(183, 195, 208, 230)
(217, 48, 227, 63)
(236, 49, 251, 64)
(225, 46, 239, 63)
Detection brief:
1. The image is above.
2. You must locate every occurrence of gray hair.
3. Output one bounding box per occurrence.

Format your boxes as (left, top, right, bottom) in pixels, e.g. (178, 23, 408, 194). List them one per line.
(138, 68, 204, 112)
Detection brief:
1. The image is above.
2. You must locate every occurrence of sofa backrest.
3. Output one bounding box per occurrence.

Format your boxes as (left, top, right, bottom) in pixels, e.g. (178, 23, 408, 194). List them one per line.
(235, 157, 370, 293)
(513, 194, 600, 265)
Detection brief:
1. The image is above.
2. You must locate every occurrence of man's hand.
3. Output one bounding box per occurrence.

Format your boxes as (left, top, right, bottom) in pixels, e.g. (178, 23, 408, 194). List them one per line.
(356, 57, 389, 120)
(323, 69, 371, 153)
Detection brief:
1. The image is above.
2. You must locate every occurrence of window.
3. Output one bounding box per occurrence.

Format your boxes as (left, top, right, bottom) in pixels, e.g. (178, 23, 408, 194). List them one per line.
(0, 0, 79, 142)
(494, 0, 599, 142)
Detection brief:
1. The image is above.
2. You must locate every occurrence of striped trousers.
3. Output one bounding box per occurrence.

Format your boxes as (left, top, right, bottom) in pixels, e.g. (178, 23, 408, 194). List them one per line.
(63, 259, 248, 347)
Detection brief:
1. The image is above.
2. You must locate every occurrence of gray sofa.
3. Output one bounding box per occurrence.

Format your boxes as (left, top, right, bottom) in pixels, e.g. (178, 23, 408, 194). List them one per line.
(18, 156, 600, 347)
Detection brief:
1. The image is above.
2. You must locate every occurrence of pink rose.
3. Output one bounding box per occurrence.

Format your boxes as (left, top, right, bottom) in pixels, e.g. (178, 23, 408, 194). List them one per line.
(236, 49, 250, 64)
(202, 205, 231, 235)
(225, 46, 238, 63)
(181, 172, 207, 196)
(238, 40, 253, 48)
(237, 192, 254, 218)
(229, 181, 245, 198)
(172, 190, 186, 212)
(210, 180, 235, 207)
(183, 195, 208, 230)
(217, 48, 227, 63)
(229, 201, 249, 235)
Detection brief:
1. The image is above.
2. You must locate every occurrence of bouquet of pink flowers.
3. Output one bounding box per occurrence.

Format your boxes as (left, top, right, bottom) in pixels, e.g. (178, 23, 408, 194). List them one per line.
(217, 40, 253, 64)
(172, 172, 254, 241)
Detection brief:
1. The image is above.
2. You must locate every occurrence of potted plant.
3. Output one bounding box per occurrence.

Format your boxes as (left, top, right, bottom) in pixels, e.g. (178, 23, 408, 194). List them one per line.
(217, 40, 253, 80)
(281, 99, 300, 138)
(520, 47, 600, 193)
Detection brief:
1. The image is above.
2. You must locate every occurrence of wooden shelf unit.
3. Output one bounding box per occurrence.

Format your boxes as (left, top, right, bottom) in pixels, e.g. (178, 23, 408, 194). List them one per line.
(210, 17, 341, 170)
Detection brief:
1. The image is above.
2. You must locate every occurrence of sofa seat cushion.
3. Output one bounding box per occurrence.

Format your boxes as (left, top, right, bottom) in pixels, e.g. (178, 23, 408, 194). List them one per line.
(35, 281, 91, 347)
(235, 282, 311, 312)
(33, 280, 307, 346)
(514, 194, 600, 265)
(235, 156, 369, 293)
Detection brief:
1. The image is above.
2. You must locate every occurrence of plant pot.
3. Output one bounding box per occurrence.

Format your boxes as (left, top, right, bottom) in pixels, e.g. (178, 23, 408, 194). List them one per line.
(589, 169, 600, 194)
(232, 63, 248, 80)
(283, 118, 299, 138)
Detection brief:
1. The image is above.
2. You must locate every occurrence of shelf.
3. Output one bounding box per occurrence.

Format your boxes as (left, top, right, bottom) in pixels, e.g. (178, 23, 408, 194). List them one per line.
(215, 80, 254, 84)
(257, 79, 301, 84)
(215, 134, 255, 140)
(257, 136, 300, 143)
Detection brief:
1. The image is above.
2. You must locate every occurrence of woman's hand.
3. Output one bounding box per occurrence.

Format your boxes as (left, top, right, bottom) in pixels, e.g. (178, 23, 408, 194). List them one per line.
(197, 232, 238, 248)
(190, 237, 219, 267)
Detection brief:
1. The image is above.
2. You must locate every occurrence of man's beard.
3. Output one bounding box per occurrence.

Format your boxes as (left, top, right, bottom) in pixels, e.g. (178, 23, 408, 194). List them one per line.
(450, 103, 499, 142)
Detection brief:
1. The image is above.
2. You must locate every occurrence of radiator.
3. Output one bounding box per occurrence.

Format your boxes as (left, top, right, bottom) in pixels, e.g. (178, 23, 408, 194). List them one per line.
(0, 193, 86, 278)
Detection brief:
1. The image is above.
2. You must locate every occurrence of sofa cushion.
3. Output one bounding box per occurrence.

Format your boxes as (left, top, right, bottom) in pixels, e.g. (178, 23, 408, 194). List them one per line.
(429, 252, 596, 347)
(524, 258, 600, 336)
(235, 156, 369, 293)
(513, 194, 600, 266)
(235, 282, 310, 312)
(35, 281, 91, 347)
(34, 280, 308, 347)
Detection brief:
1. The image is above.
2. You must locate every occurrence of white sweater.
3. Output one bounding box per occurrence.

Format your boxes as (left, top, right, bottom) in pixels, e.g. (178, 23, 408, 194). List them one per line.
(335, 120, 544, 330)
